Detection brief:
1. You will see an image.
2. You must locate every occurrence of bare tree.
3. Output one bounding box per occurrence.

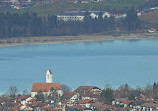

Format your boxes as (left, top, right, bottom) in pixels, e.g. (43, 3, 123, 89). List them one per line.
(143, 84, 153, 97)
(8, 86, 18, 98)
(47, 88, 60, 103)
(61, 84, 71, 94)
(22, 89, 29, 96)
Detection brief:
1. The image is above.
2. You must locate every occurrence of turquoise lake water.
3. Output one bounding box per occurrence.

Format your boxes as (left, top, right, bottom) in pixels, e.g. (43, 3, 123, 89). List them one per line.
(0, 39, 158, 93)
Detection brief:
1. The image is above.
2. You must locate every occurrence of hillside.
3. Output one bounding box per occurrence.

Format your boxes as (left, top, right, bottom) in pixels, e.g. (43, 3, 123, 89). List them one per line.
(9, 0, 146, 16)
(139, 11, 158, 29)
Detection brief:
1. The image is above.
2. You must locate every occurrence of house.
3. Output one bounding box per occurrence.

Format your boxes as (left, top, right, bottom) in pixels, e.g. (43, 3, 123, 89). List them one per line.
(121, 100, 135, 108)
(148, 28, 157, 33)
(81, 93, 99, 100)
(57, 11, 111, 21)
(57, 12, 85, 21)
(20, 105, 33, 110)
(9, 105, 21, 111)
(62, 92, 80, 104)
(79, 99, 94, 108)
(74, 86, 102, 95)
(31, 70, 63, 97)
(112, 98, 128, 106)
(129, 101, 145, 110)
(92, 101, 115, 111)
(89, 11, 110, 19)
(111, 13, 126, 19)
(21, 97, 36, 105)
(16, 95, 29, 103)
(141, 102, 158, 111)
(31, 101, 47, 109)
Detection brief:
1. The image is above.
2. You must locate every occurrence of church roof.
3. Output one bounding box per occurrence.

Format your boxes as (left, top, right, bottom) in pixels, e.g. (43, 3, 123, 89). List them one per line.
(31, 83, 62, 92)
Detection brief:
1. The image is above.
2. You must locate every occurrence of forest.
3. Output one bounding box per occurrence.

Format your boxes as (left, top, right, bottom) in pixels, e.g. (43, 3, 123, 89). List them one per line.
(0, 9, 141, 38)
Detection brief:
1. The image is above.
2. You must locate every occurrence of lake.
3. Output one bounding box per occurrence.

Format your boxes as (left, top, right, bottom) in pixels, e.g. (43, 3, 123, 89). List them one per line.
(0, 39, 158, 94)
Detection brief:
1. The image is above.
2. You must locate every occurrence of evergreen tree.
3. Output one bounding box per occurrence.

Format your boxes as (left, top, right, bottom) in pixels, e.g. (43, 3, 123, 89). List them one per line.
(100, 88, 113, 105)
(124, 8, 141, 32)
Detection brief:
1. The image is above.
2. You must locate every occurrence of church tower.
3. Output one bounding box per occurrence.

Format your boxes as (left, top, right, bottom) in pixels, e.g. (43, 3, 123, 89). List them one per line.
(46, 70, 53, 83)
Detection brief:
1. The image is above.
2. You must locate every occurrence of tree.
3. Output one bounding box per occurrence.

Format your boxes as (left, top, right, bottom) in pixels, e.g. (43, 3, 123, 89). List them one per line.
(8, 86, 18, 98)
(153, 82, 158, 97)
(128, 94, 136, 100)
(143, 84, 153, 96)
(35, 91, 45, 102)
(100, 88, 113, 105)
(47, 88, 60, 103)
(61, 84, 71, 94)
(124, 8, 141, 32)
(118, 83, 131, 97)
(22, 89, 29, 96)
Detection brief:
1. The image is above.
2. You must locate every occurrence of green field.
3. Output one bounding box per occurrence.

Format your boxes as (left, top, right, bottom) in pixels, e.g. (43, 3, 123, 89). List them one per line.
(9, 0, 146, 16)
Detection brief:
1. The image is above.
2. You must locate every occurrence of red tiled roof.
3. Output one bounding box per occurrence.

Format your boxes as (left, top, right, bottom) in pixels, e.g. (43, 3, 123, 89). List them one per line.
(9, 104, 21, 111)
(138, 97, 153, 101)
(122, 100, 134, 104)
(31, 102, 47, 107)
(27, 98, 36, 102)
(79, 99, 92, 104)
(74, 86, 98, 93)
(17, 95, 29, 100)
(63, 92, 77, 99)
(31, 82, 62, 92)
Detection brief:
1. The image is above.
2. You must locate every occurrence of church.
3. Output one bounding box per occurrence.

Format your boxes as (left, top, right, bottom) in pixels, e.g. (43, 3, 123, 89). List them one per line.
(31, 70, 63, 97)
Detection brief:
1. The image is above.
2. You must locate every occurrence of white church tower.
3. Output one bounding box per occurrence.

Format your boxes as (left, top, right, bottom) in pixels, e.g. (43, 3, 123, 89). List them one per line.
(46, 70, 53, 83)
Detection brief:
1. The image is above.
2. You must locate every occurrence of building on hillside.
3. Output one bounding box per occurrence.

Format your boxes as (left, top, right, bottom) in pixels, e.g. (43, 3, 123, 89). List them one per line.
(57, 11, 85, 21)
(74, 86, 102, 95)
(89, 11, 110, 19)
(147, 28, 157, 33)
(31, 70, 63, 97)
(62, 92, 80, 105)
(57, 11, 111, 21)
(111, 13, 126, 19)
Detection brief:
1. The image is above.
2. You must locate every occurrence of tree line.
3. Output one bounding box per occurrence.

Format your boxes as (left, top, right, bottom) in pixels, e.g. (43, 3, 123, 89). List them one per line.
(0, 9, 141, 38)
(100, 82, 158, 105)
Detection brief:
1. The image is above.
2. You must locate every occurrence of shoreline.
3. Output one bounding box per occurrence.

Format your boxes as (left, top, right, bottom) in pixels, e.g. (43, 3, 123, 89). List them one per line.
(0, 33, 158, 47)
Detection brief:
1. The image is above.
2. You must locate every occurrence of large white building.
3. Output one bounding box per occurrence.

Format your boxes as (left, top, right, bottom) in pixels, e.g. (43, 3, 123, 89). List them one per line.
(31, 70, 63, 97)
(57, 11, 111, 21)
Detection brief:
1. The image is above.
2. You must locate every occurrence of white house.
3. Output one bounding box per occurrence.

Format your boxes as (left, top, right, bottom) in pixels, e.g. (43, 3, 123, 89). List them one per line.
(57, 12, 85, 21)
(148, 28, 157, 33)
(21, 97, 33, 105)
(20, 105, 33, 111)
(62, 92, 80, 105)
(57, 11, 111, 21)
(111, 13, 127, 19)
(31, 70, 63, 98)
(90, 11, 110, 19)
(79, 99, 94, 108)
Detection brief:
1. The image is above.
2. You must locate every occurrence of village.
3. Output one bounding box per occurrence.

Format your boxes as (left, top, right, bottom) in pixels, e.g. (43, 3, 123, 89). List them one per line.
(0, 70, 158, 111)
(1, 0, 158, 23)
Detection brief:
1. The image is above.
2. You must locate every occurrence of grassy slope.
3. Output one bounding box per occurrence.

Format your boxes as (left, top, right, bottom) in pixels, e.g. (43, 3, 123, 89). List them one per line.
(139, 11, 158, 29)
(9, 0, 145, 16)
